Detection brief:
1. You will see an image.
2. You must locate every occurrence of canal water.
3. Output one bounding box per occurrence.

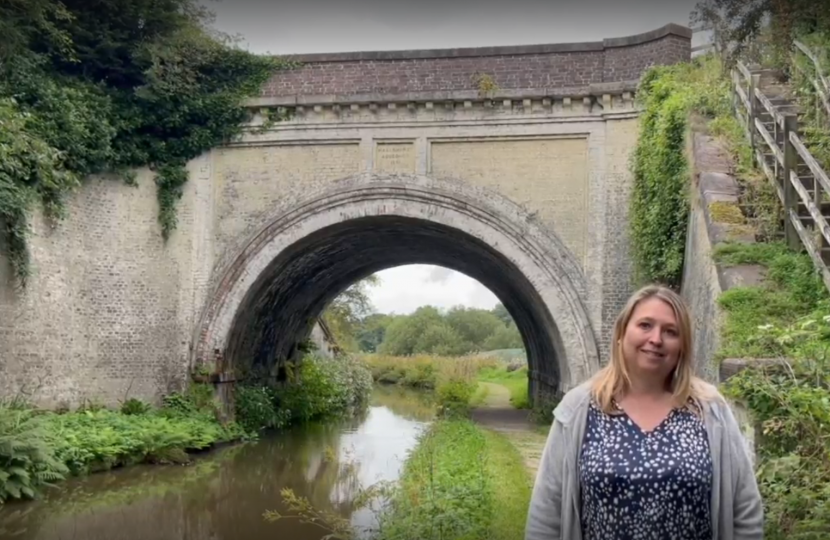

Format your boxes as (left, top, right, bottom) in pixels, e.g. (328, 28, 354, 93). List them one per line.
(0, 385, 435, 540)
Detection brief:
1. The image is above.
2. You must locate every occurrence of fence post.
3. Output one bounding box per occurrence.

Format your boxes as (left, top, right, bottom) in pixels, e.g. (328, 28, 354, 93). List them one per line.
(782, 113, 800, 249)
(748, 73, 760, 160)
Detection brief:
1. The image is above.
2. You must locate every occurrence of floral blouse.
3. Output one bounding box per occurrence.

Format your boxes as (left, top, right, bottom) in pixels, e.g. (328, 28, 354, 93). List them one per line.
(578, 398, 714, 540)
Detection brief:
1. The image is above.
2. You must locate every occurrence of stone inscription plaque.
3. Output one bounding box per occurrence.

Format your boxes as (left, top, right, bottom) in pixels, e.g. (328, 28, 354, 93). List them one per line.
(374, 142, 416, 174)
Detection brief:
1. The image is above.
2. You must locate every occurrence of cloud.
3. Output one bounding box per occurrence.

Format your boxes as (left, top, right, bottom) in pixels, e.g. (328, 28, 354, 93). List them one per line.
(367, 265, 500, 315)
(206, 0, 699, 55)
(426, 266, 453, 284)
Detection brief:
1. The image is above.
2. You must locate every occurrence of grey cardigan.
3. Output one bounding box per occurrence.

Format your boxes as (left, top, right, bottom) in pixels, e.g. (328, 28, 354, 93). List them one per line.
(525, 380, 764, 540)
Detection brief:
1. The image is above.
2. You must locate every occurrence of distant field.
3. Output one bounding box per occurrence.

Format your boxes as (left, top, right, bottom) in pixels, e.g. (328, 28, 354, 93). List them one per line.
(359, 352, 530, 410)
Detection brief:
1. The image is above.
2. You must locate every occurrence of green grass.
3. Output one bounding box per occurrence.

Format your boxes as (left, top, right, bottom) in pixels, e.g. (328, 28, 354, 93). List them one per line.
(376, 419, 531, 540)
(713, 241, 830, 360)
(479, 349, 527, 362)
(469, 383, 490, 407)
(476, 366, 530, 409)
(481, 428, 534, 539)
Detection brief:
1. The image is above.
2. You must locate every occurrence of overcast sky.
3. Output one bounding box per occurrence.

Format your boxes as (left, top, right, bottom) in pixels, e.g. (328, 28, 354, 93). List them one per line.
(205, 0, 700, 314)
(207, 0, 703, 55)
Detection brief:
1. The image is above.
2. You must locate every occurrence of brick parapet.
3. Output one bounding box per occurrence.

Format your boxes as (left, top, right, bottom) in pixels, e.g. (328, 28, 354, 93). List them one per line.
(260, 24, 691, 101)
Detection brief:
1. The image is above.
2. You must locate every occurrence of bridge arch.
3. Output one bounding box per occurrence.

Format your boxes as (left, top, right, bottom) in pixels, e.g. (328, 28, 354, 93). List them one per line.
(193, 173, 600, 401)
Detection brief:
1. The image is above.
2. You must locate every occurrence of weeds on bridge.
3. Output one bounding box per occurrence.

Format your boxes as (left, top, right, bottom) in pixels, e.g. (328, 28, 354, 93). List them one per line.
(714, 241, 829, 360)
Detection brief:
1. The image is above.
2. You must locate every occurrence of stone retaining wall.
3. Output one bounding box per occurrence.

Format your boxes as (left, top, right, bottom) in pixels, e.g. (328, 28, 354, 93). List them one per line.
(680, 129, 765, 383)
(680, 127, 778, 463)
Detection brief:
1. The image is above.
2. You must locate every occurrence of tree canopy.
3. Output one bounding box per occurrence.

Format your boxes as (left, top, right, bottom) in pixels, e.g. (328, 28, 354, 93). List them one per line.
(321, 276, 524, 356)
(376, 303, 523, 356)
(692, 0, 830, 65)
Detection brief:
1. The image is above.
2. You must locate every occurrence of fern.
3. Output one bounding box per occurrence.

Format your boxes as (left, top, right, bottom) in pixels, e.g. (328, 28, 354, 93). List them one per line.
(0, 407, 68, 503)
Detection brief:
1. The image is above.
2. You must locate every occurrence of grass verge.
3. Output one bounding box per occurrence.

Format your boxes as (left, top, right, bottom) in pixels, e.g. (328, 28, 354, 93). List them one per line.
(476, 366, 530, 409)
(375, 419, 531, 540)
(712, 241, 830, 537)
(267, 419, 532, 540)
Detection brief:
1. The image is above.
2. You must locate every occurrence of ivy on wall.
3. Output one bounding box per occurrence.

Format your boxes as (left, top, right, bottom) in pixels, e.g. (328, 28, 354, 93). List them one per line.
(0, 0, 294, 286)
(629, 56, 736, 288)
(629, 67, 691, 288)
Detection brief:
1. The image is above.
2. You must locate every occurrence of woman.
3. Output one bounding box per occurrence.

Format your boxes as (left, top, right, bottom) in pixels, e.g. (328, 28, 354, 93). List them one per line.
(525, 285, 763, 540)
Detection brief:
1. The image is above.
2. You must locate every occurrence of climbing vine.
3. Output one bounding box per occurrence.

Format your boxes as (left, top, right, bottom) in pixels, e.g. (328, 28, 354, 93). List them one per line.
(0, 0, 294, 285)
(629, 55, 736, 288)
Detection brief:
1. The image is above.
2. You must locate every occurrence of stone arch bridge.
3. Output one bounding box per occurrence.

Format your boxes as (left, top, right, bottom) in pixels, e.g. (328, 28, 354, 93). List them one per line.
(0, 24, 692, 409)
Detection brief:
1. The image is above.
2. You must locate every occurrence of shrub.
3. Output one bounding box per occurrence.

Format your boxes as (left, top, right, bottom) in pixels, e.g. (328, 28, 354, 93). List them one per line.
(120, 398, 151, 416)
(236, 353, 373, 431)
(433, 357, 484, 418)
(233, 385, 289, 434)
(723, 349, 830, 538)
(279, 353, 372, 423)
(436, 379, 476, 418)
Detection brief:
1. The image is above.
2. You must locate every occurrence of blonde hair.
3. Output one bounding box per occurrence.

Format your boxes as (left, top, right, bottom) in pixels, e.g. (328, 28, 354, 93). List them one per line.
(590, 284, 716, 415)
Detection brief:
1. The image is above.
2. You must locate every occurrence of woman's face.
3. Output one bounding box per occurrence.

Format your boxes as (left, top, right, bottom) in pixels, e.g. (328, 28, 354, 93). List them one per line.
(621, 297, 681, 382)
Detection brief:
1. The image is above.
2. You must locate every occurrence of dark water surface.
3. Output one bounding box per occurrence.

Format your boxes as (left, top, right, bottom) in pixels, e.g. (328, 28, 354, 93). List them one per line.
(0, 385, 434, 540)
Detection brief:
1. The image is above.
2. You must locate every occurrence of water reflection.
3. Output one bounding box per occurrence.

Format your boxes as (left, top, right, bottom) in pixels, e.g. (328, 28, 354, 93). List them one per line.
(0, 385, 433, 540)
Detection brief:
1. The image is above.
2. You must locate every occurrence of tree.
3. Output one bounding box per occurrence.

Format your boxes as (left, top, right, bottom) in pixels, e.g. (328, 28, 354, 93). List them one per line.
(491, 303, 512, 326)
(444, 306, 503, 352)
(413, 322, 468, 356)
(0, 0, 285, 285)
(378, 306, 447, 356)
(375, 304, 525, 356)
(692, 0, 830, 66)
(356, 313, 394, 353)
(482, 322, 524, 351)
(322, 276, 380, 352)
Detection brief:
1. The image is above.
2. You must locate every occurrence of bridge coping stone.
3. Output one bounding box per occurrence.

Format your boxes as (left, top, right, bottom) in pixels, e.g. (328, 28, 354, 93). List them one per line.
(259, 24, 692, 102)
(276, 23, 692, 63)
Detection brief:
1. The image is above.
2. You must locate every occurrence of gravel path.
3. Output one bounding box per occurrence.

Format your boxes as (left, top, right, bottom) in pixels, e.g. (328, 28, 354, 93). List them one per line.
(470, 382, 549, 476)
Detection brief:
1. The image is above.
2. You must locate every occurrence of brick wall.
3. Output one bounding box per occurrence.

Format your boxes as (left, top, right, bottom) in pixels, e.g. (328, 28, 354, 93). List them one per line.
(262, 24, 691, 98)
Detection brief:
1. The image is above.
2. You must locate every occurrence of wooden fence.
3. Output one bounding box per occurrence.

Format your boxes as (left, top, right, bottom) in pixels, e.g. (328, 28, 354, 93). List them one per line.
(731, 41, 830, 291)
